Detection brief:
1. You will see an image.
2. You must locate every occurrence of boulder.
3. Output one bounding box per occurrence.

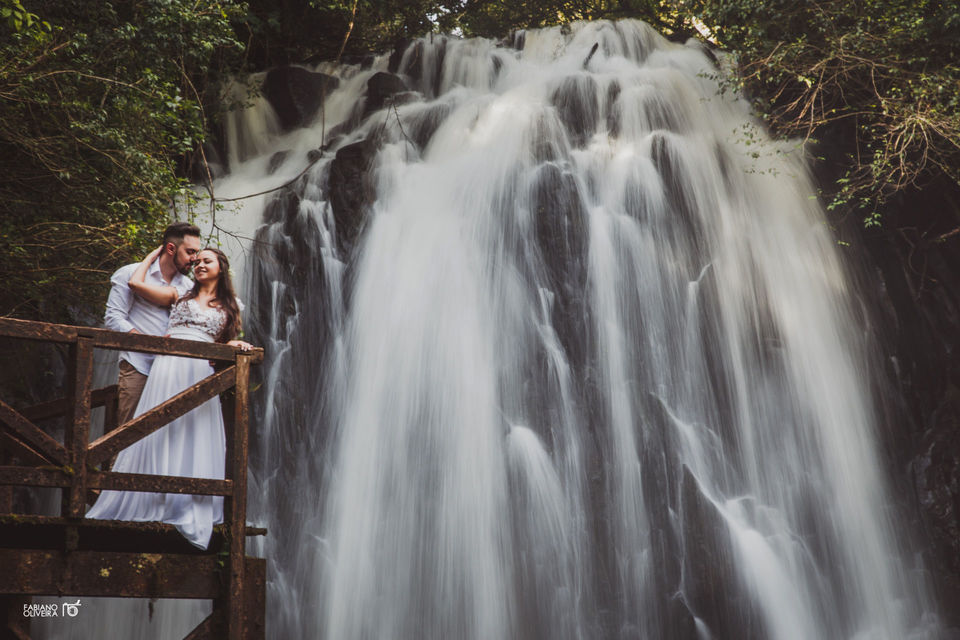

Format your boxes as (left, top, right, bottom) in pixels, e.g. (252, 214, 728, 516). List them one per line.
(263, 66, 340, 131)
(329, 138, 378, 253)
(363, 72, 408, 118)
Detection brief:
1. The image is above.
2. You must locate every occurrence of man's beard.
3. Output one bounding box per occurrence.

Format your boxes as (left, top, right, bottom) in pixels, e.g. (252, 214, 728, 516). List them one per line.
(174, 254, 193, 276)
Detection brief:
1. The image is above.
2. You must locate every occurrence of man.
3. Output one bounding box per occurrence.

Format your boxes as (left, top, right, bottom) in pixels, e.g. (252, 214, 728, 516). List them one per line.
(104, 222, 201, 424)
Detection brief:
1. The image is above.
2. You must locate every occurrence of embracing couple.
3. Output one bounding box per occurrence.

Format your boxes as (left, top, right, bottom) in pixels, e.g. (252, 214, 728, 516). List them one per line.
(86, 222, 253, 550)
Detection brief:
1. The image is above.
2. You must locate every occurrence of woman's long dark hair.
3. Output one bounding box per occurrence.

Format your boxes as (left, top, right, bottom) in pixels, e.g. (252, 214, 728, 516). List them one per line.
(181, 247, 242, 343)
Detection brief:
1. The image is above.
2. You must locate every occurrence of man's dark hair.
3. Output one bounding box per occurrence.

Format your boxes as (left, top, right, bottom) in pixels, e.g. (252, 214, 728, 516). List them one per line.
(162, 221, 201, 246)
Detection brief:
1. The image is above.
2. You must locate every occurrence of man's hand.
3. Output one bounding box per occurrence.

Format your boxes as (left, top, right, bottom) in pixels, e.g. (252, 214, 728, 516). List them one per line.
(128, 329, 141, 334)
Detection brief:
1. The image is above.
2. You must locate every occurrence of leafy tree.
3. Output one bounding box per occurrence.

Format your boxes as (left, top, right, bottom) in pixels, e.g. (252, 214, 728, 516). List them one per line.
(456, 0, 680, 38)
(0, 0, 244, 321)
(682, 0, 960, 227)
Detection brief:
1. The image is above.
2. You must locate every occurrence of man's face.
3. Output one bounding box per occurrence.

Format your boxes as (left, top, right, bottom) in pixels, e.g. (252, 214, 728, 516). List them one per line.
(170, 235, 201, 275)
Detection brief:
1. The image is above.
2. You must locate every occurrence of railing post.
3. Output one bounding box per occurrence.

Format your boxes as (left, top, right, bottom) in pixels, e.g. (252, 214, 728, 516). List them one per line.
(62, 333, 94, 521)
(225, 352, 251, 640)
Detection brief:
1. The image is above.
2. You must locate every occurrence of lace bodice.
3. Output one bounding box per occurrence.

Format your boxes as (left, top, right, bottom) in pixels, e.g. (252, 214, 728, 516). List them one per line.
(168, 298, 227, 340)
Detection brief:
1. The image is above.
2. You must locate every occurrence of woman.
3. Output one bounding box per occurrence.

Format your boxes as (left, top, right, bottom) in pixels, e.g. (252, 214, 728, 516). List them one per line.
(86, 246, 253, 549)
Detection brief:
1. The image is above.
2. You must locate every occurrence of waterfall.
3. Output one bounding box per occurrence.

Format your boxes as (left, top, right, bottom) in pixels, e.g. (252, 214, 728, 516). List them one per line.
(238, 19, 944, 640)
(37, 18, 945, 640)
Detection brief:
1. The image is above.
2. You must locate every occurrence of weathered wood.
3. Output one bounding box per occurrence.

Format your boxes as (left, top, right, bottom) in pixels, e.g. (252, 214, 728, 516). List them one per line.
(0, 317, 245, 361)
(0, 514, 265, 547)
(226, 354, 251, 640)
(0, 467, 69, 488)
(1, 595, 32, 640)
(21, 385, 118, 423)
(243, 558, 266, 640)
(0, 317, 76, 343)
(0, 316, 265, 635)
(89, 331, 245, 362)
(86, 366, 236, 468)
(0, 549, 221, 598)
(0, 430, 55, 468)
(0, 401, 68, 466)
(183, 611, 218, 640)
(87, 470, 232, 496)
(64, 337, 94, 518)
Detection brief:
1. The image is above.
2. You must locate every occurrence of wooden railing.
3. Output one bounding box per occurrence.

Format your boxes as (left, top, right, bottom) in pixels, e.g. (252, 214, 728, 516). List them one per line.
(0, 317, 263, 640)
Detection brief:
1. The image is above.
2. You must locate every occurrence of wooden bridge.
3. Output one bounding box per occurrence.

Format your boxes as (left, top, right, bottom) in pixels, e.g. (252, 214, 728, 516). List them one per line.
(0, 317, 265, 640)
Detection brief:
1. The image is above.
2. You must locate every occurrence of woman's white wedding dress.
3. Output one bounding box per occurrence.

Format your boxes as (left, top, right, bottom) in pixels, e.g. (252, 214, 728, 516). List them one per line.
(86, 298, 229, 549)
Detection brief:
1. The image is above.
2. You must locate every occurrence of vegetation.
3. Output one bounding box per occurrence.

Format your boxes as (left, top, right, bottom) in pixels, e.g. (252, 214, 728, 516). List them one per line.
(0, 0, 244, 321)
(684, 0, 960, 227)
(2, 0, 957, 322)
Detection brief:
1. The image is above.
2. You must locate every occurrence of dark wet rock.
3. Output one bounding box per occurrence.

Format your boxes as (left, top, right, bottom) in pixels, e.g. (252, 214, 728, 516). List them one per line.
(363, 72, 408, 117)
(267, 150, 290, 175)
(913, 387, 960, 611)
(399, 40, 424, 81)
(306, 148, 323, 164)
(491, 55, 504, 80)
(605, 81, 621, 137)
(387, 39, 410, 74)
(406, 102, 452, 150)
(822, 149, 960, 626)
(650, 132, 705, 264)
(329, 138, 378, 254)
(530, 115, 565, 164)
(263, 66, 340, 131)
(551, 74, 599, 148)
(530, 162, 589, 371)
(680, 466, 765, 639)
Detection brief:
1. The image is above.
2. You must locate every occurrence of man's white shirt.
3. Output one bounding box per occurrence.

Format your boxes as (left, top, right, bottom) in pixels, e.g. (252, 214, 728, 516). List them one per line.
(104, 260, 193, 375)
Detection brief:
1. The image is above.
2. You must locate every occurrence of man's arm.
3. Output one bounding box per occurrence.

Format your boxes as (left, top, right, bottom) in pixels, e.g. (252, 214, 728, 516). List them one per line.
(104, 266, 137, 333)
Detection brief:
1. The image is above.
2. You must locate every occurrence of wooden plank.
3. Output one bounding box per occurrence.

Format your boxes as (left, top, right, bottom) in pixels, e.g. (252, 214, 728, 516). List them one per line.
(0, 467, 69, 488)
(64, 337, 94, 518)
(226, 354, 251, 640)
(88, 331, 242, 362)
(0, 515, 266, 555)
(1, 595, 32, 640)
(0, 549, 221, 598)
(0, 318, 262, 364)
(243, 558, 266, 640)
(183, 611, 218, 640)
(0, 317, 76, 343)
(0, 401, 68, 466)
(21, 385, 119, 423)
(86, 366, 236, 468)
(0, 430, 56, 467)
(87, 471, 232, 496)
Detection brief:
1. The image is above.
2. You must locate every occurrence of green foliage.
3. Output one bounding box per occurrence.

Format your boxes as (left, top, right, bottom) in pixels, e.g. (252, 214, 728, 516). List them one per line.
(457, 0, 680, 38)
(1, 0, 48, 36)
(3, 0, 955, 325)
(682, 0, 960, 225)
(0, 0, 245, 320)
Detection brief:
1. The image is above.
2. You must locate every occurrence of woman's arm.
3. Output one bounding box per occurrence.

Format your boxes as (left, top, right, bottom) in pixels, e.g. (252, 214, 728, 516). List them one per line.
(129, 246, 180, 307)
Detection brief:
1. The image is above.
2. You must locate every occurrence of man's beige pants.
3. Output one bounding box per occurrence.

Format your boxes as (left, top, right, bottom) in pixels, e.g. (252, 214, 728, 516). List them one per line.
(117, 360, 148, 426)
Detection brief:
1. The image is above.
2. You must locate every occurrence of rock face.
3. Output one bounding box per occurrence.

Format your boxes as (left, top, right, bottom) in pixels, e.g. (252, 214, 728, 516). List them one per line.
(263, 66, 340, 131)
(363, 71, 408, 118)
(833, 175, 960, 625)
(328, 138, 378, 254)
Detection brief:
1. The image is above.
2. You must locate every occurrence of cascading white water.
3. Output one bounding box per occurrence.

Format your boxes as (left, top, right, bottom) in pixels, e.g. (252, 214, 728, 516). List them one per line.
(35, 18, 945, 640)
(238, 19, 944, 640)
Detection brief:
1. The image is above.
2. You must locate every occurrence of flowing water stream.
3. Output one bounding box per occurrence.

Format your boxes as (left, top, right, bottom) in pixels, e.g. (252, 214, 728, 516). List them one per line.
(36, 18, 944, 640)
